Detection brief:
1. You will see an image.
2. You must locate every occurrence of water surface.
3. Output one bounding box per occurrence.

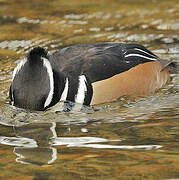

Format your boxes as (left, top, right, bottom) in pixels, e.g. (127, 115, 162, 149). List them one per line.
(0, 0, 179, 179)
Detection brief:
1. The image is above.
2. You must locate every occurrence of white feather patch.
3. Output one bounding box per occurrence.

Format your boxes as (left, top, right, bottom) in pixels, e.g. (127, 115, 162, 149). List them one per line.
(11, 58, 27, 105)
(12, 58, 27, 80)
(60, 78, 69, 101)
(75, 75, 87, 104)
(43, 57, 54, 108)
(125, 53, 157, 61)
(134, 48, 157, 58)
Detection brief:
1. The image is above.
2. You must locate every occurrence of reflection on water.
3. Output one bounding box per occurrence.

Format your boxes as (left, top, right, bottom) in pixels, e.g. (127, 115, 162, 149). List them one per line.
(0, 0, 179, 179)
(0, 121, 164, 165)
(14, 147, 57, 165)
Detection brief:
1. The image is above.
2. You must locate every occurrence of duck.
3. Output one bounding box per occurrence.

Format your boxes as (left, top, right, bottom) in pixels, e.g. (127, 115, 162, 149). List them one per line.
(9, 42, 178, 111)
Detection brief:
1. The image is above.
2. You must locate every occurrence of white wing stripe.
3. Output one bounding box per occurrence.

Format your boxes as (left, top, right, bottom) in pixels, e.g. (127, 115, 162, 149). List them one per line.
(134, 48, 157, 58)
(125, 54, 157, 61)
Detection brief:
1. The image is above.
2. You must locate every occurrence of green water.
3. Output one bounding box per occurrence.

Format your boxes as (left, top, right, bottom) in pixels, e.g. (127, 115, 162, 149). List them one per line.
(0, 0, 179, 179)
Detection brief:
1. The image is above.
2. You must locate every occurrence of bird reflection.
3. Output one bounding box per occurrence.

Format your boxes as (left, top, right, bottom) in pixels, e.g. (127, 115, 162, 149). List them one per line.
(0, 121, 108, 165)
(13, 122, 57, 165)
(14, 147, 57, 165)
(0, 119, 162, 165)
(0, 122, 57, 165)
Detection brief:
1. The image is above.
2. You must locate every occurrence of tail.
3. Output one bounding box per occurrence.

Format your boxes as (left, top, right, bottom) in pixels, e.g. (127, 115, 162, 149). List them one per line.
(159, 59, 179, 74)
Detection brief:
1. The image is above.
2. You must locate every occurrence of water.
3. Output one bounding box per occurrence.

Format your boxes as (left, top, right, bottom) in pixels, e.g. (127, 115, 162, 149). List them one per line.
(0, 0, 179, 179)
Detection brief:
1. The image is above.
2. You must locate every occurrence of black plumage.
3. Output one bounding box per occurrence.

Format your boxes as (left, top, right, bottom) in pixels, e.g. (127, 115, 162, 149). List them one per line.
(50, 43, 156, 83)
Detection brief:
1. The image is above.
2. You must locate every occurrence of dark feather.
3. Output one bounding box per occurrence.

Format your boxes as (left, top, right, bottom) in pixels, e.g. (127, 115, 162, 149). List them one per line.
(49, 43, 156, 82)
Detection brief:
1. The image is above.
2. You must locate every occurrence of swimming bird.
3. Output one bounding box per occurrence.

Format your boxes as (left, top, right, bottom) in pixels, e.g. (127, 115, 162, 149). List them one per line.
(9, 42, 178, 111)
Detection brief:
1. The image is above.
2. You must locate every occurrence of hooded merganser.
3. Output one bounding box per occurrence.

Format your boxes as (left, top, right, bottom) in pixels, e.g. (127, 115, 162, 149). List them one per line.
(9, 43, 177, 111)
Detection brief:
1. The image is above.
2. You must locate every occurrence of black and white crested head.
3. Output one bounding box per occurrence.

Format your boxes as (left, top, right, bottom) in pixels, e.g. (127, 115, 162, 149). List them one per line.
(10, 47, 54, 111)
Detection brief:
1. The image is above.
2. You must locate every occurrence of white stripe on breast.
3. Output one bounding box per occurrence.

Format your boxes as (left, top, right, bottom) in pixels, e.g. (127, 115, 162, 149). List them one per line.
(11, 58, 28, 105)
(12, 58, 27, 80)
(124, 54, 157, 61)
(75, 75, 87, 104)
(60, 78, 69, 101)
(43, 57, 54, 108)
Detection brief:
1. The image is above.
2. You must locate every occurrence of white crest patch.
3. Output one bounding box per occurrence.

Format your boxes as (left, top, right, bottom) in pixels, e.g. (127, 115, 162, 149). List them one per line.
(42, 57, 54, 108)
(60, 78, 69, 101)
(75, 75, 87, 104)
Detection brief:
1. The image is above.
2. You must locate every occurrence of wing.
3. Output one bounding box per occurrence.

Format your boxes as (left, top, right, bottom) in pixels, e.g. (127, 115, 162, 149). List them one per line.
(49, 43, 158, 83)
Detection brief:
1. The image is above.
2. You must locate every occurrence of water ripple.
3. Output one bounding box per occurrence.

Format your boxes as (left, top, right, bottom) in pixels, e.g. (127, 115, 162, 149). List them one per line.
(0, 136, 37, 147)
(69, 144, 162, 150)
(0, 40, 32, 51)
